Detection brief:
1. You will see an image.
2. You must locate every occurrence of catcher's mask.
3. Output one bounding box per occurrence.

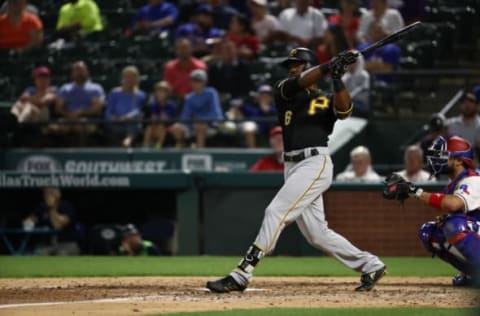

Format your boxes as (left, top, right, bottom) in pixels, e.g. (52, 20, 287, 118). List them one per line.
(280, 47, 317, 70)
(426, 136, 474, 176)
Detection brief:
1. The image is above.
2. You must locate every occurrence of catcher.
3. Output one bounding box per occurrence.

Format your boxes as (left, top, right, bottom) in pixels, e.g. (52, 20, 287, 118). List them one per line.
(384, 136, 480, 286)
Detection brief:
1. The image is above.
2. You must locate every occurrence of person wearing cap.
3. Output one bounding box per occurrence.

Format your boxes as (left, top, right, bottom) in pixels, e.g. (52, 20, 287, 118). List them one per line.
(105, 66, 147, 147)
(249, 0, 280, 44)
(446, 92, 480, 150)
(227, 84, 276, 148)
(250, 126, 284, 172)
(118, 224, 160, 256)
(209, 0, 238, 30)
(11, 66, 55, 124)
(174, 4, 223, 57)
(207, 40, 254, 98)
(129, 0, 178, 35)
(56, 0, 103, 37)
(356, 0, 404, 44)
(143, 81, 178, 148)
(0, 0, 43, 51)
(171, 69, 223, 148)
(163, 38, 208, 97)
(272, 0, 328, 47)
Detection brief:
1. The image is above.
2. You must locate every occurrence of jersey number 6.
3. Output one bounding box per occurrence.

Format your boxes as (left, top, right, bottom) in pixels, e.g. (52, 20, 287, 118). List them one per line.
(308, 96, 329, 115)
(284, 110, 292, 126)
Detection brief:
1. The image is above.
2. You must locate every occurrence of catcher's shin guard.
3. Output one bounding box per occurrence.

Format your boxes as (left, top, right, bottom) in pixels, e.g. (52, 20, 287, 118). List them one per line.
(419, 220, 479, 276)
(237, 244, 265, 274)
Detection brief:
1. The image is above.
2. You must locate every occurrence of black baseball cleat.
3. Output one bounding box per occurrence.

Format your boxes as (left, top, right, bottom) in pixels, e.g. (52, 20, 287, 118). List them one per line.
(355, 266, 387, 291)
(206, 275, 246, 293)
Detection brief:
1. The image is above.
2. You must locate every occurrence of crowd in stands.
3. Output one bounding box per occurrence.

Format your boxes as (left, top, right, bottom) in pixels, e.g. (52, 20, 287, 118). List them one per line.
(0, 0, 479, 152)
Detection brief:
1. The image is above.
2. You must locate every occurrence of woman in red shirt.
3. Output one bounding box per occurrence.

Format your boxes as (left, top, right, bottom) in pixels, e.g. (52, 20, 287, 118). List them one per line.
(226, 13, 259, 61)
(316, 24, 351, 65)
(328, 0, 361, 47)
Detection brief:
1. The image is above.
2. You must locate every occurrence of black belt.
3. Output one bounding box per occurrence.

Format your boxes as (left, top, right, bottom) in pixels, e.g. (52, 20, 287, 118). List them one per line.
(283, 148, 319, 163)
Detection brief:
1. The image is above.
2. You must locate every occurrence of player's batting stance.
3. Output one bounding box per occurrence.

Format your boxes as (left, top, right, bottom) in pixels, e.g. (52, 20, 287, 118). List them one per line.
(206, 47, 386, 293)
(384, 136, 480, 286)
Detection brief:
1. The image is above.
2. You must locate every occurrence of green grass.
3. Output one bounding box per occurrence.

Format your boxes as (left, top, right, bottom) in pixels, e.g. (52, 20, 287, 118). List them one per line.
(157, 308, 478, 316)
(0, 256, 456, 278)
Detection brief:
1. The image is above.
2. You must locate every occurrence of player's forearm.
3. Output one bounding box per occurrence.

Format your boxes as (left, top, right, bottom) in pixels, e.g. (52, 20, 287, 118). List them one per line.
(333, 88, 351, 112)
(415, 191, 464, 212)
(297, 64, 329, 88)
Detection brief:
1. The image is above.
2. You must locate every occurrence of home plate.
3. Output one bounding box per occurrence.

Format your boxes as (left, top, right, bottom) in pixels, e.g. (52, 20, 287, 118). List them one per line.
(197, 288, 267, 292)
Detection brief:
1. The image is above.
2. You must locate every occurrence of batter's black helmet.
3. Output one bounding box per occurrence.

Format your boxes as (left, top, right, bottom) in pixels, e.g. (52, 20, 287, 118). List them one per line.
(280, 47, 317, 69)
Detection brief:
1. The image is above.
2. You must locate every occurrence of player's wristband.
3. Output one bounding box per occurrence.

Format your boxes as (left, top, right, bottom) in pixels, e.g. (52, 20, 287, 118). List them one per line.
(335, 102, 353, 116)
(428, 193, 445, 210)
(413, 188, 424, 199)
(319, 63, 330, 74)
(333, 79, 346, 92)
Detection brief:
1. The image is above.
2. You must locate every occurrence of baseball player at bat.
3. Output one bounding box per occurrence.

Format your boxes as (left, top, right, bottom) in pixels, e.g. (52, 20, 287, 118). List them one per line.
(206, 47, 386, 293)
(384, 136, 480, 286)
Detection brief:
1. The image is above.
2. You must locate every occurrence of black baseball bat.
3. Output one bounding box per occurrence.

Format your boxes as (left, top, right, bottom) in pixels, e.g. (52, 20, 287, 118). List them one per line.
(359, 21, 422, 56)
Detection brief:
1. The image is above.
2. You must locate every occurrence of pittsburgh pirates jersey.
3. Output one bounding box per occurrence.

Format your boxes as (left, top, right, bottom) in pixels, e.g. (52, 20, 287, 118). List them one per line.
(274, 75, 339, 152)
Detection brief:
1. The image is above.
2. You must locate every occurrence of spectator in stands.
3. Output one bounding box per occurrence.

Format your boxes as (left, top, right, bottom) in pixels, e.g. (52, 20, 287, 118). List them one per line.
(163, 38, 208, 97)
(208, 40, 254, 98)
(249, 0, 280, 44)
(328, 0, 362, 47)
(11, 66, 55, 123)
(105, 66, 146, 147)
(226, 13, 259, 61)
(357, 22, 400, 74)
(143, 81, 177, 148)
(273, 0, 327, 47)
(118, 224, 160, 256)
(226, 84, 276, 148)
(356, 0, 404, 44)
(446, 92, 480, 150)
(342, 53, 370, 116)
(56, 61, 105, 121)
(0, 0, 38, 15)
(209, 0, 238, 30)
(316, 24, 350, 65)
(175, 4, 223, 58)
(56, 0, 103, 37)
(250, 126, 284, 172)
(24, 187, 80, 255)
(395, 145, 435, 182)
(419, 113, 449, 159)
(0, 0, 43, 51)
(171, 69, 223, 148)
(129, 0, 178, 36)
(336, 146, 382, 182)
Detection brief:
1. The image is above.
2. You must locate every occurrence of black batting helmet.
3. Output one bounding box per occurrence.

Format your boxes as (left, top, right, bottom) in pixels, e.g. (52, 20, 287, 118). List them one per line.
(280, 47, 317, 69)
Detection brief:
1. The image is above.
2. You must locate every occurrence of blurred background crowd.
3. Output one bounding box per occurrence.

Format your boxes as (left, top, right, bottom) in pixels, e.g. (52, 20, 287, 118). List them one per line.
(0, 0, 478, 150)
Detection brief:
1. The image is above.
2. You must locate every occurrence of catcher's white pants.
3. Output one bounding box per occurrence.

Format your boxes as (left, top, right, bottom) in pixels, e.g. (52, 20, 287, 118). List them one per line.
(250, 148, 384, 276)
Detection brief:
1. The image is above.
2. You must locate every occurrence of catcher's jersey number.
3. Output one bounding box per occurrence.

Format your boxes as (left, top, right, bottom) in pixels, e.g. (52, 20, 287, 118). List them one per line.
(284, 96, 330, 126)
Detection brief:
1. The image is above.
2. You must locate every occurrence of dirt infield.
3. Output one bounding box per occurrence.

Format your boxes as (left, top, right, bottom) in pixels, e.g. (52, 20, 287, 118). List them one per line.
(0, 277, 478, 316)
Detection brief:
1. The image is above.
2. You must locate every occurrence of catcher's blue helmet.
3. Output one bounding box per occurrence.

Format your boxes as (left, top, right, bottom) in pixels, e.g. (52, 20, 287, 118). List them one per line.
(426, 136, 474, 175)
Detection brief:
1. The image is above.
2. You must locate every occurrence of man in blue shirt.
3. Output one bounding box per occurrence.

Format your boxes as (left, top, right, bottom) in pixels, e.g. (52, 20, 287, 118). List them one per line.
(56, 61, 105, 120)
(130, 0, 178, 35)
(172, 69, 223, 148)
(175, 4, 223, 57)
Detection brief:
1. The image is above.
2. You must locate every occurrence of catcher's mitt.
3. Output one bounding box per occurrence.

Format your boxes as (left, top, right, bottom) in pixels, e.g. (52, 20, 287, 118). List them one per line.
(382, 173, 412, 201)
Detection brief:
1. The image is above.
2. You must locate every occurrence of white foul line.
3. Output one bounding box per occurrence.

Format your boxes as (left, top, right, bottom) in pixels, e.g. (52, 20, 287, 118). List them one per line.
(0, 288, 267, 309)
